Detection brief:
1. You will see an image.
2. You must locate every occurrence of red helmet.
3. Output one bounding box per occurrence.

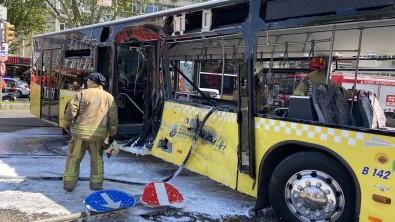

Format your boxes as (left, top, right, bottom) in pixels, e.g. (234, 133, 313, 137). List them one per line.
(309, 57, 326, 71)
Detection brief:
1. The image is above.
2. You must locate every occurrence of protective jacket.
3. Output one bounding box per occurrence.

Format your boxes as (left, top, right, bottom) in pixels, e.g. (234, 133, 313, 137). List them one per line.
(64, 84, 118, 140)
(233, 84, 271, 113)
(293, 70, 354, 99)
(255, 81, 271, 114)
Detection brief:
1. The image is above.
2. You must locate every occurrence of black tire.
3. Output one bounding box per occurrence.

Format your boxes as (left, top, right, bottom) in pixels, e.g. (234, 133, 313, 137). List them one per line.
(14, 90, 22, 98)
(269, 152, 355, 222)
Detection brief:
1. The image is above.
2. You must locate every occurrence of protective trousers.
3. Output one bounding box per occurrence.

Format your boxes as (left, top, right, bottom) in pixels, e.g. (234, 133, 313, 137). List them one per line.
(63, 137, 104, 190)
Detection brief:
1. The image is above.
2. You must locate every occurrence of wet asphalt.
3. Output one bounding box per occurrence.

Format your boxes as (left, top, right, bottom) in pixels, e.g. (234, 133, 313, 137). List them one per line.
(0, 110, 281, 222)
(0, 110, 68, 156)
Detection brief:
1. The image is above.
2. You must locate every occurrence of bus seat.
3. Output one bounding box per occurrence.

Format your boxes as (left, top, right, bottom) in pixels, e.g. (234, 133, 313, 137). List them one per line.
(331, 87, 355, 126)
(352, 90, 372, 128)
(312, 84, 339, 124)
(287, 96, 318, 121)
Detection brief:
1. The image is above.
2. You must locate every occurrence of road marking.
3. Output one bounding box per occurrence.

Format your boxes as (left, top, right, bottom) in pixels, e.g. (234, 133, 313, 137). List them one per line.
(101, 193, 122, 209)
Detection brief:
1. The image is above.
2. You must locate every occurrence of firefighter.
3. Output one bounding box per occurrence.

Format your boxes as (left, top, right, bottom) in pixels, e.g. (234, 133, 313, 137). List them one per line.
(254, 70, 271, 114)
(63, 72, 118, 192)
(233, 72, 271, 114)
(293, 57, 356, 99)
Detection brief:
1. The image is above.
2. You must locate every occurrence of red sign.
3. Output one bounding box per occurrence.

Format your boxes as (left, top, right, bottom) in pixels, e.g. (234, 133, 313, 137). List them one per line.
(342, 77, 395, 86)
(6, 56, 32, 65)
(386, 95, 395, 106)
(140, 182, 184, 208)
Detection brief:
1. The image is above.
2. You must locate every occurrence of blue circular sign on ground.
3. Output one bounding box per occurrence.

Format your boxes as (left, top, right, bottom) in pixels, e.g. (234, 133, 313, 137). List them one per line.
(84, 189, 136, 212)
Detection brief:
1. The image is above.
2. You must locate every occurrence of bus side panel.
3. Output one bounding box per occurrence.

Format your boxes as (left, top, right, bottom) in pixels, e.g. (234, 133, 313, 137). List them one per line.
(30, 82, 41, 118)
(151, 101, 239, 188)
(237, 172, 257, 196)
(254, 117, 395, 222)
(58, 89, 76, 128)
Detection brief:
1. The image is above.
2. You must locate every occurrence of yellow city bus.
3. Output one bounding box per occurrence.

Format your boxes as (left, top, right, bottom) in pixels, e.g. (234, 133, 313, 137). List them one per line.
(31, 0, 395, 221)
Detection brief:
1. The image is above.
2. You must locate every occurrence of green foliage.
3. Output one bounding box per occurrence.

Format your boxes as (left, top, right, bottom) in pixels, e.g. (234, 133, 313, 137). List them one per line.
(46, 0, 155, 28)
(1, 0, 48, 53)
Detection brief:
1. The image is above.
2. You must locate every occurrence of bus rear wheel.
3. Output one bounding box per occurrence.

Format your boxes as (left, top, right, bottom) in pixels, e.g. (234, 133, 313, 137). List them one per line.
(268, 152, 355, 222)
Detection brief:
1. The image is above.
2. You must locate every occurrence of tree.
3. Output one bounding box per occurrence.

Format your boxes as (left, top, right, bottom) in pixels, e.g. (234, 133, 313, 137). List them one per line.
(45, 0, 154, 28)
(0, 0, 49, 53)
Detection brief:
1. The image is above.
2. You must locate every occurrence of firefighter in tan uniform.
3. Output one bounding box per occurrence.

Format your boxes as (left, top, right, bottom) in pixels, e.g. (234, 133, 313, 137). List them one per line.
(233, 74, 271, 114)
(254, 70, 271, 114)
(63, 72, 118, 192)
(293, 57, 355, 98)
(233, 73, 270, 152)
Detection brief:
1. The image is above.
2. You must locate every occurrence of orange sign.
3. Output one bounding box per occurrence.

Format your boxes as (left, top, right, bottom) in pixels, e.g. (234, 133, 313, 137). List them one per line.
(0, 61, 5, 76)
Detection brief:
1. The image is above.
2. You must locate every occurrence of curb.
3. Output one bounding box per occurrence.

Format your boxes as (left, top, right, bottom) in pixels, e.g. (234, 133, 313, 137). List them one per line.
(0, 103, 30, 110)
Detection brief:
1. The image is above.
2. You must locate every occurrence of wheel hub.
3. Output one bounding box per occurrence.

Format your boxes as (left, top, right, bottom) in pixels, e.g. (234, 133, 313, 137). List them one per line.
(286, 170, 344, 221)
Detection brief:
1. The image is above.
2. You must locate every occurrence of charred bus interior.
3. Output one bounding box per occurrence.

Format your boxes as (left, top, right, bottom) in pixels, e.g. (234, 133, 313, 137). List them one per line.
(31, 0, 395, 148)
(165, 20, 395, 177)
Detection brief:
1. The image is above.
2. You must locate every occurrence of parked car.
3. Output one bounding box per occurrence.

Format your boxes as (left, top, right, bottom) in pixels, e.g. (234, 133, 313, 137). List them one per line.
(1, 93, 16, 102)
(3, 78, 30, 98)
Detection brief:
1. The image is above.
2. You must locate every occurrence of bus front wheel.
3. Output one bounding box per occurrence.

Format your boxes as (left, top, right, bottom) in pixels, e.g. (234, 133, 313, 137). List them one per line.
(268, 152, 355, 222)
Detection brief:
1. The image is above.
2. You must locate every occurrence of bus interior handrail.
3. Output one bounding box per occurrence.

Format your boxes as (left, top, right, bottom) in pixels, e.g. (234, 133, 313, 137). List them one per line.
(118, 92, 144, 114)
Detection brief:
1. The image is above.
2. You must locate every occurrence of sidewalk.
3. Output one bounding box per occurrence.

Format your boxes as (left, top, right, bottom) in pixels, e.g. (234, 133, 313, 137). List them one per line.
(0, 102, 30, 110)
(0, 110, 54, 133)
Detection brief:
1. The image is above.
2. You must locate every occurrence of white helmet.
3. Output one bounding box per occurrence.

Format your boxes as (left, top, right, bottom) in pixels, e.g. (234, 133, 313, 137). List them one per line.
(103, 140, 120, 158)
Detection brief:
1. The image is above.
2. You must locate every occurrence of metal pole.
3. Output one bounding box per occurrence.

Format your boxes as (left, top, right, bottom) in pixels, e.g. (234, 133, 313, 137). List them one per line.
(191, 41, 195, 93)
(0, 75, 2, 102)
(350, 28, 364, 113)
(326, 25, 336, 84)
(221, 37, 225, 98)
(354, 28, 364, 88)
(0, 20, 3, 44)
(0, 21, 3, 102)
(268, 36, 280, 79)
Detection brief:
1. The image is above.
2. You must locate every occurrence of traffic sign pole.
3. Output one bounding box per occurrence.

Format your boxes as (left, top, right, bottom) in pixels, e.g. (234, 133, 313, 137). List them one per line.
(0, 75, 2, 102)
(0, 61, 6, 102)
(0, 5, 7, 102)
(0, 23, 2, 44)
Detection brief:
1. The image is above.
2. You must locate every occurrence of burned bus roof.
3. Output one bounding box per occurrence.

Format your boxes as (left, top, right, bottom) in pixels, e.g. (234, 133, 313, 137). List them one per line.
(33, 0, 247, 39)
(34, 0, 395, 39)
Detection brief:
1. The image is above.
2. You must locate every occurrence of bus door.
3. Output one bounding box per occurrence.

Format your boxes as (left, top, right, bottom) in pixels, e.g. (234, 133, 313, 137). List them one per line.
(97, 46, 111, 86)
(115, 43, 157, 135)
(40, 48, 61, 124)
(237, 63, 251, 173)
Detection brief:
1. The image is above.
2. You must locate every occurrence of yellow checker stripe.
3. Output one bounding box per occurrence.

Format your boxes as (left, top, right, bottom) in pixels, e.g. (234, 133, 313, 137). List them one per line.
(255, 118, 366, 146)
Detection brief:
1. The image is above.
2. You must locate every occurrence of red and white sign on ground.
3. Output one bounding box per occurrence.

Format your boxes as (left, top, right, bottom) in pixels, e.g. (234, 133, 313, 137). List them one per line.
(140, 182, 184, 208)
(386, 95, 395, 106)
(0, 61, 5, 76)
